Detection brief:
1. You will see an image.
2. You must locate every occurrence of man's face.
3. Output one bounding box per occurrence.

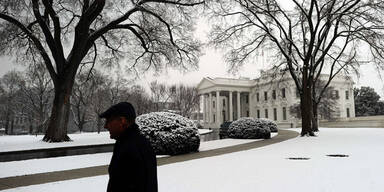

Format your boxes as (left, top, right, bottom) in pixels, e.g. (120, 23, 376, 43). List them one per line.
(104, 116, 127, 139)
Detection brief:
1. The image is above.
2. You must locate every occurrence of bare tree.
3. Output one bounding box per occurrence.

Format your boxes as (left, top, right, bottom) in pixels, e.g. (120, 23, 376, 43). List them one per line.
(290, 79, 338, 130)
(89, 71, 110, 133)
(209, 0, 384, 136)
(311, 78, 339, 131)
(21, 62, 53, 134)
(107, 74, 129, 107)
(0, 86, 5, 131)
(148, 82, 199, 116)
(149, 80, 172, 111)
(71, 70, 99, 132)
(0, 70, 25, 135)
(127, 84, 153, 115)
(169, 84, 200, 118)
(0, 0, 203, 141)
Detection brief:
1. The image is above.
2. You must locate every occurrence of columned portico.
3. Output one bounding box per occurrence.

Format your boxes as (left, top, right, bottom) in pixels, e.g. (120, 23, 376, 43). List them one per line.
(198, 90, 250, 128)
(197, 77, 253, 128)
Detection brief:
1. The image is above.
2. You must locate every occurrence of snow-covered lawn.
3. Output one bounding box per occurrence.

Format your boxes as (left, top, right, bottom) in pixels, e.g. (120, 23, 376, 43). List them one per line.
(0, 132, 113, 152)
(0, 129, 212, 152)
(0, 132, 275, 178)
(3, 128, 384, 192)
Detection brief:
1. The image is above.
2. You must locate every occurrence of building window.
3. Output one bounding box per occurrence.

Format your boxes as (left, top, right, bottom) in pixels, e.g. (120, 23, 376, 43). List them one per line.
(346, 90, 349, 100)
(246, 110, 249, 117)
(213, 114, 216, 122)
(347, 108, 350, 118)
(246, 95, 249, 104)
(272, 90, 276, 100)
(213, 101, 215, 108)
(264, 91, 268, 101)
(331, 90, 339, 99)
(283, 107, 287, 120)
(282, 88, 286, 98)
(257, 110, 260, 118)
(256, 93, 259, 102)
(265, 109, 268, 118)
(273, 108, 277, 121)
(223, 99, 225, 107)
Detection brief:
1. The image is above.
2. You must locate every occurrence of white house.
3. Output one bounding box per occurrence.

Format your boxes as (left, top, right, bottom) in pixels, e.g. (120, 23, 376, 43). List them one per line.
(196, 70, 355, 128)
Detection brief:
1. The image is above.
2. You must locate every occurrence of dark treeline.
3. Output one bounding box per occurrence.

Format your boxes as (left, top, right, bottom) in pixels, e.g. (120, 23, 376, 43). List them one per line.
(0, 67, 199, 135)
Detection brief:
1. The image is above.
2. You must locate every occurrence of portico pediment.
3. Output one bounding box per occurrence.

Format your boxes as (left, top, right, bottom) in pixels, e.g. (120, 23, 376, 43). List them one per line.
(197, 78, 215, 92)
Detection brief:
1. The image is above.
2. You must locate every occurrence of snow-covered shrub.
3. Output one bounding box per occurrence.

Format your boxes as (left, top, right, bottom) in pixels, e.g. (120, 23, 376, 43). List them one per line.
(258, 118, 278, 132)
(227, 117, 271, 139)
(219, 121, 232, 139)
(136, 112, 200, 155)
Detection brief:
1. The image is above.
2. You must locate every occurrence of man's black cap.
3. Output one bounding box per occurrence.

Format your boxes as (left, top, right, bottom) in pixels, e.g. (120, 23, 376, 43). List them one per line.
(99, 102, 136, 120)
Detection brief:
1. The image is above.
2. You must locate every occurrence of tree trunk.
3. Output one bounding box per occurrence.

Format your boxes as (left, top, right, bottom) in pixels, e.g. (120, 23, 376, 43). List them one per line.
(29, 118, 33, 134)
(38, 112, 44, 134)
(5, 114, 9, 135)
(29, 124, 33, 134)
(43, 80, 74, 142)
(300, 86, 315, 136)
(79, 117, 84, 133)
(97, 116, 102, 134)
(312, 102, 319, 132)
(10, 119, 14, 135)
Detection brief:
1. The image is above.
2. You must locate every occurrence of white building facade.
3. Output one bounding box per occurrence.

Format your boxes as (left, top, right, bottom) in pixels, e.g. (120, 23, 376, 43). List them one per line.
(197, 71, 355, 128)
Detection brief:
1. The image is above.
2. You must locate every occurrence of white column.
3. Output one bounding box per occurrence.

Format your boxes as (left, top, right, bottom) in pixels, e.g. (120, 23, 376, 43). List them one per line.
(237, 91, 241, 119)
(205, 96, 208, 123)
(216, 91, 221, 124)
(229, 91, 233, 121)
(209, 93, 213, 123)
(197, 95, 201, 122)
(202, 95, 206, 123)
(248, 93, 252, 117)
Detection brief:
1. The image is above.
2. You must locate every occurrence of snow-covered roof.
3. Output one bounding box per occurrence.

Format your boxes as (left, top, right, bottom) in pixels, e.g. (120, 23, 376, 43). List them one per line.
(197, 77, 255, 89)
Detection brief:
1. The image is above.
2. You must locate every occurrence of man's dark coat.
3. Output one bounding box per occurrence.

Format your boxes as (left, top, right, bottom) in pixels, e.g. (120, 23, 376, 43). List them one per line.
(107, 123, 158, 192)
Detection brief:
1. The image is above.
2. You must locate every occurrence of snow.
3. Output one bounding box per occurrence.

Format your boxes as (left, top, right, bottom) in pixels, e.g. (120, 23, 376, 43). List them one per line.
(137, 112, 200, 155)
(0, 132, 114, 152)
(0, 129, 211, 152)
(3, 128, 384, 192)
(228, 117, 277, 139)
(0, 153, 112, 178)
(0, 133, 276, 178)
(198, 129, 212, 135)
(199, 132, 277, 151)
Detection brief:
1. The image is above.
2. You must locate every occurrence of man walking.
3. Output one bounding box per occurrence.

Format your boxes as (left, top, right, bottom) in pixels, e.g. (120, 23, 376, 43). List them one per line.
(100, 102, 158, 192)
